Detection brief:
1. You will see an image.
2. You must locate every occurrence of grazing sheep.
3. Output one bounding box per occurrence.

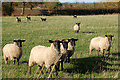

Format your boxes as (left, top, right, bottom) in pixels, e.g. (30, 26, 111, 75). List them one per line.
(89, 35, 114, 57)
(74, 23, 80, 33)
(26, 16, 31, 21)
(3, 39, 25, 65)
(66, 38, 78, 62)
(73, 15, 77, 18)
(28, 40, 62, 78)
(58, 39, 68, 71)
(41, 18, 46, 21)
(16, 17, 21, 22)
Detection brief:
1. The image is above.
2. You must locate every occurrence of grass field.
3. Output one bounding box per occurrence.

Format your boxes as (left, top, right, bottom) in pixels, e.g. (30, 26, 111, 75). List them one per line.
(2, 14, 119, 78)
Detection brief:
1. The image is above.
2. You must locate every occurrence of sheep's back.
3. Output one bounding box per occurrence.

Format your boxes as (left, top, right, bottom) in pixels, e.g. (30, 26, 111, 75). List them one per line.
(74, 25, 80, 31)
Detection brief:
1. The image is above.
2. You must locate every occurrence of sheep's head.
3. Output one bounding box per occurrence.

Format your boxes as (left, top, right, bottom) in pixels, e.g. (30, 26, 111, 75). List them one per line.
(49, 40, 62, 52)
(76, 23, 80, 26)
(68, 38, 78, 47)
(105, 35, 114, 42)
(13, 39, 26, 47)
(61, 39, 68, 50)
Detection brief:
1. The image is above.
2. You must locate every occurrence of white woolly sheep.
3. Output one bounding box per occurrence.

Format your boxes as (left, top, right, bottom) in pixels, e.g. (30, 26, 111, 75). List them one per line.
(28, 40, 62, 78)
(74, 23, 80, 33)
(16, 17, 21, 22)
(3, 39, 25, 65)
(58, 39, 68, 71)
(41, 18, 46, 21)
(26, 16, 31, 21)
(66, 38, 78, 62)
(89, 35, 114, 57)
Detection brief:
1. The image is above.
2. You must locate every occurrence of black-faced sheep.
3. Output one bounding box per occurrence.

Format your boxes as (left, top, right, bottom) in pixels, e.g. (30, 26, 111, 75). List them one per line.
(3, 39, 25, 65)
(16, 17, 21, 22)
(28, 40, 62, 78)
(58, 39, 68, 71)
(89, 35, 114, 57)
(73, 15, 77, 18)
(26, 16, 31, 21)
(74, 23, 80, 33)
(41, 18, 46, 21)
(65, 38, 78, 62)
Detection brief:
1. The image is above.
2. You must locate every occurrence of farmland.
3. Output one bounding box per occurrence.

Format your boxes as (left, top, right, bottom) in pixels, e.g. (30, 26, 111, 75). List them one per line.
(2, 14, 119, 78)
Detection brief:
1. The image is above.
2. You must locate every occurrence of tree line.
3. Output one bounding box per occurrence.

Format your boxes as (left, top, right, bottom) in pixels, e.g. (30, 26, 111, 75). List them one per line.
(2, 2, 120, 16)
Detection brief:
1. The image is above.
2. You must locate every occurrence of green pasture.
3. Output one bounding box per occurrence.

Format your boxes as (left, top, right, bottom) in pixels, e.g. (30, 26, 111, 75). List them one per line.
(2, 14, 119, 78)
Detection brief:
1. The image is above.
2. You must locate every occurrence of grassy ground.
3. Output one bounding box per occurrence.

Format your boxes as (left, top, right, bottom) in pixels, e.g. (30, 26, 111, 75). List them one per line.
(2, 14, 119, 78)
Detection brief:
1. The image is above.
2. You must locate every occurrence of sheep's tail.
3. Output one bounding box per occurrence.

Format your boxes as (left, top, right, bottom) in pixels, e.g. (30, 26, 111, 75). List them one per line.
(48, 54, 62, 78)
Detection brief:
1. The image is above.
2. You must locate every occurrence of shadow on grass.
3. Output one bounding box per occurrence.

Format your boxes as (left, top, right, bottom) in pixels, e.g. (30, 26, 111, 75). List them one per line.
(82, 31, 96, 34)
(63, 53, 120, 74)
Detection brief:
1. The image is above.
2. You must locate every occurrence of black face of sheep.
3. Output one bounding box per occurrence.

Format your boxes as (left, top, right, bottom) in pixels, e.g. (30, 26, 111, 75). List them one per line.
(76, 23, 80, 26)
(105, 35, 114, 42)
(61, 39, 68, 50)
(13, 39, 26, 47)
(16, 17, 21, 22)
(49, 40, 62, 53)
(68, 38, 78, 47)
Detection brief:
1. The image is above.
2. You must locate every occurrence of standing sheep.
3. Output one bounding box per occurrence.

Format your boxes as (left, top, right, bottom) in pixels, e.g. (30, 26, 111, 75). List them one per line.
(89, 35, 114, 57)
(16, 17, 21, 22)
(74, 23, 80, 33)
(3, 39, 25, 65)
(41, 18, 46, 21)
(66, 38, 78, 62)
(58, 39, 68, 71)
(28, 40, 62, 78)
(26, 16, 31, 21)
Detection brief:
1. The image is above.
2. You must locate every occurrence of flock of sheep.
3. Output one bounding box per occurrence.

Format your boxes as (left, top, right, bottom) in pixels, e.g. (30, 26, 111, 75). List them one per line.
(3, 15, 114, 78)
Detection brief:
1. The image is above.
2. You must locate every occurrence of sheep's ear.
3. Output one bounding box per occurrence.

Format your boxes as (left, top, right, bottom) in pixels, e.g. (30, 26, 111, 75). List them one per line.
(49, 40, 53, 43)
(21, 40, 25, 42)
(13, 40, 18, 42)
(105, 35, 108, 37)
(111, 35, 114, 37)
(74, 39, 78, 41)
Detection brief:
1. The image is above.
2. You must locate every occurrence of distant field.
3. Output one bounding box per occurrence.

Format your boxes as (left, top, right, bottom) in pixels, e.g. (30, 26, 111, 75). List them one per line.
(2, 14, 119, 78)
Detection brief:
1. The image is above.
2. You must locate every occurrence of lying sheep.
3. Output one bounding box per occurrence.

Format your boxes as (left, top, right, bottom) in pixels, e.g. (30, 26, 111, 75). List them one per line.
(41, 18, 46, 21)
(26, 16, 31, 21)
(58, 39, 68, 71)
(89, 35, 114, 57)
(66, 38, 78, 62)
(73, 15, 77, 18)
(74, 23, 80, 33)
(3, 39, 25, 65)
(28, 40, 62, 78)
(16, 17, 21, 22)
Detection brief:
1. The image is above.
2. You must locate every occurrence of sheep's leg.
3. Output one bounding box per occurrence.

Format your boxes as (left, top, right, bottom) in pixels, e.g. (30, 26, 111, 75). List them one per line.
(38, 65, 43, 74)
(107, 50, 110, 57)
(101, 49, 105, 57)
(61, 60, 64, 71)
(28, 66, 31, 74)
(49, 66, 52, 78)
(13, 60, 15, 65)
(17, 59, 19, 65)
(55, 65, 59, 78)
(68, 57, 70, 63)
(89, 47, 94, 55)
(3, 55, 8, 64)
(97, 50, 100, 56)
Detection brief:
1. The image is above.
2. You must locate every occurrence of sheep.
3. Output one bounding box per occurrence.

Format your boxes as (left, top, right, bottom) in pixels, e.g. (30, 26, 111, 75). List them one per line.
(74, 23, 80, 33)
(89, 35, 114, 57)
(41, 18, 46, 21)
(26, 16, 31, 21)
(3, 39, 25, 65)
(58, 39, 68, 71)
(65, 38, 78, 63)
(73, 15, 77, 18)
(27, 40, 62, 78)
(16, 17, 21, 22)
